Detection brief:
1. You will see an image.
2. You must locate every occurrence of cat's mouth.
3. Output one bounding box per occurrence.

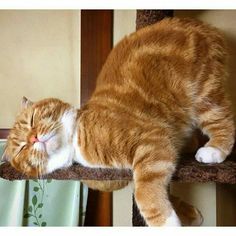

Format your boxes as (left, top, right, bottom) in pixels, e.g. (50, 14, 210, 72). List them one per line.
(33, 141, 46, 151)
(32, 133, 59, 155)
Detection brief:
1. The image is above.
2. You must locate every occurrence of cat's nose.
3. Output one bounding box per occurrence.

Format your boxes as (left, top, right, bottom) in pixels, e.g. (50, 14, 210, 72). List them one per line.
(30, 135, 39, 143)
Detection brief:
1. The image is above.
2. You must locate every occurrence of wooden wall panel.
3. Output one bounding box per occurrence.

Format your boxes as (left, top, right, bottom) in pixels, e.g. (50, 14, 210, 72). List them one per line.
(81, 10, 113, 106)
(0, 129, 9, 139)
(81, 10, 113, 226)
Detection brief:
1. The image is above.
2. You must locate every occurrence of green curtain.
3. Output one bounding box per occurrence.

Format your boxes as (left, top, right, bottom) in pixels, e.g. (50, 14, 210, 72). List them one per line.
(0, 141, 88, 226)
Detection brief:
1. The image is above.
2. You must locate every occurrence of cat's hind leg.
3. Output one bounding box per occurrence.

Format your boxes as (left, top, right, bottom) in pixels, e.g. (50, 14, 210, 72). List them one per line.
(195, 88, 235, 163)
(133, 141, 181, 226)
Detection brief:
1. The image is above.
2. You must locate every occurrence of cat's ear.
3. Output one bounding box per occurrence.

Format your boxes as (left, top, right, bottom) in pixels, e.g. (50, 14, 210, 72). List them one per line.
(1, 147, 9, 162)
(21, 96, 34, 109)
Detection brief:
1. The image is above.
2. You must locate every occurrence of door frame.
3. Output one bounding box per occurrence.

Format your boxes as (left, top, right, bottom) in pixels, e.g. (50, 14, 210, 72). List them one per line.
(81, 10, 113, 226)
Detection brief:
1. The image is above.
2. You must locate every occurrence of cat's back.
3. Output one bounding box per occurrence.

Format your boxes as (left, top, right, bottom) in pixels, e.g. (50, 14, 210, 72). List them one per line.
(131, 17, 225, 55)
(89, 17, 227, 123)
(95, 17, 226, 88)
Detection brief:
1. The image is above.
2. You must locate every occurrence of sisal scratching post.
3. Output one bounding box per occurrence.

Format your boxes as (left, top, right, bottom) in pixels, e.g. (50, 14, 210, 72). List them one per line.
(1, 154, 236, 183)
(136, 10, 173, 30)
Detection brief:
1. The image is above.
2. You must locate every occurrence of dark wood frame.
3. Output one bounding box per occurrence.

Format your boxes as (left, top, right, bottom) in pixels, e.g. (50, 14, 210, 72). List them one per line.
(81, 10, 113, 226)
(0, 129, 9, 139)
(81, 10, 114, 106)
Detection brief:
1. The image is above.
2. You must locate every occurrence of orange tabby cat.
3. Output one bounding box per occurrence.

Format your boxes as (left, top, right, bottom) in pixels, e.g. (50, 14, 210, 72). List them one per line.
(2, 17, 235, 226)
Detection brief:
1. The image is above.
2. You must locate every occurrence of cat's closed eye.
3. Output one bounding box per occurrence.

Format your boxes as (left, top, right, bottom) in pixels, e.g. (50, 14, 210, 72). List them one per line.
(30, 110, 35, 128)
(16, 144, 26, 156)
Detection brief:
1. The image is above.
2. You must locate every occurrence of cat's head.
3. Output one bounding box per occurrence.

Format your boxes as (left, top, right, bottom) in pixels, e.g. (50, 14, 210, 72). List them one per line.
(2, 97, 77, 177)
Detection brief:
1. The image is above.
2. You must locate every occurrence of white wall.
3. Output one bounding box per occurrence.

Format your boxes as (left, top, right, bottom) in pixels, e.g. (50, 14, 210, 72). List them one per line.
(0, 10, 81, 128)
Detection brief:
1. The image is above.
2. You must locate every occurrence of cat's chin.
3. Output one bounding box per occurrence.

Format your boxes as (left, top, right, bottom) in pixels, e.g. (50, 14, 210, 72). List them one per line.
(32, 135, 61, 157)
(45, 137, 62, 156)
(45, 145, 74, 174)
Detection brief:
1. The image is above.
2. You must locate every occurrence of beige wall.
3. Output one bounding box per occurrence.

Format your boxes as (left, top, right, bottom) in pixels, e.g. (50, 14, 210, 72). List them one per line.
(113, 10, 136, 45)
(0, 10, 81, 128)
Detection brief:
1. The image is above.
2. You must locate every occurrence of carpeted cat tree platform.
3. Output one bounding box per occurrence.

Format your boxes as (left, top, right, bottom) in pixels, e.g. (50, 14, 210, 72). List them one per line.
(1, 10, 236, 226)
(1, 153, 236, 183)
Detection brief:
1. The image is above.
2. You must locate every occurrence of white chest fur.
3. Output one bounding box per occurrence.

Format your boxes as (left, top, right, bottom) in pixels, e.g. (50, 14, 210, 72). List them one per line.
(72, 131, 100, 168)
(46, 145, 74, 173)
(61, 108, 95, 168)
(46, 108, 101, 173)
(46, 108, 91, 173)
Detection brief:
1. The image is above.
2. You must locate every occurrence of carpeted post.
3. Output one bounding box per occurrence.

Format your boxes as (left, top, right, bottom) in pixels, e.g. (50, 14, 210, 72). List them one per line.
(136, 10, 173, 30)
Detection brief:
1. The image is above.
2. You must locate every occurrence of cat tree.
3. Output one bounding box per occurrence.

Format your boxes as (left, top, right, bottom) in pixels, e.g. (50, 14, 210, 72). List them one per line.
(1, 10, 236, 226)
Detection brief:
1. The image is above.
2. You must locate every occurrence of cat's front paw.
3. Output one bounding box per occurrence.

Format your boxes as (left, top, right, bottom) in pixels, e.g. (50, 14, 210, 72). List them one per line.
(195, 146, 226, 164)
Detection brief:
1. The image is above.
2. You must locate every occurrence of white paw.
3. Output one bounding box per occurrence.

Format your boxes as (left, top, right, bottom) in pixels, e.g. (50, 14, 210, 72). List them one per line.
(162, 210, 181, 227)
(195, 146, 226, 164)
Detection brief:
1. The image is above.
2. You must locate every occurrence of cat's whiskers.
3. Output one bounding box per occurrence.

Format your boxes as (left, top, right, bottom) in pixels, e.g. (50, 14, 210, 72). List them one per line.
(50, 124, 63, 135)
(37, 124, 61, 144)
(36, 153, 44, 180)
(38, 123, 62, 140)
(33, 143, 45, 155)
(39, 160, 44, 180)
(37, 161, 42, 180)
(53, 122, 62, 130)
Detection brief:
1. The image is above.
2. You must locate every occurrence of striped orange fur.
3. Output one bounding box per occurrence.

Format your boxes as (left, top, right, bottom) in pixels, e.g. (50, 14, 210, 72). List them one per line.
(3, 17, 235, 226)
